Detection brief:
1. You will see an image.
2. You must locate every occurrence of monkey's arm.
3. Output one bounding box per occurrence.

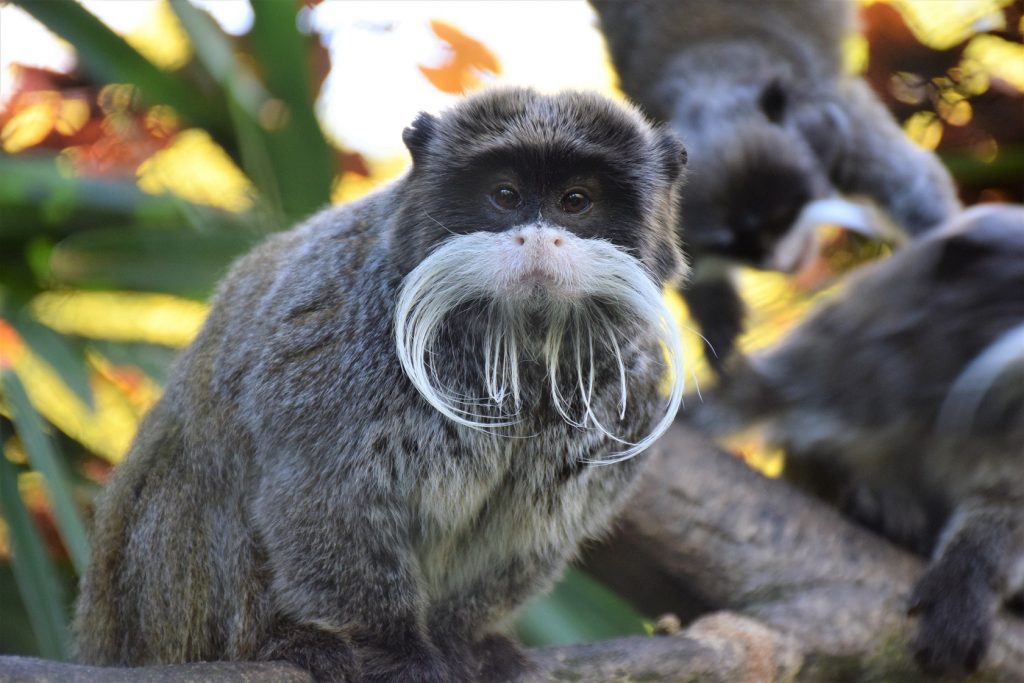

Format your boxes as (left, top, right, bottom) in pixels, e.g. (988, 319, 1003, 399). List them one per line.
(253, 454, 451, 683)
(831, 78, 960, 236)
(907, 496, 1024, 674)
(681, 273, 745, 375)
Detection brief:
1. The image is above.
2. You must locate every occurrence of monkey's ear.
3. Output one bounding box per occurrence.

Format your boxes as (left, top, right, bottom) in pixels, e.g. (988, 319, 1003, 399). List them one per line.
(759, 79, 788, 123)
(403, 112, 438, 165)
(655, 127, 687, 183)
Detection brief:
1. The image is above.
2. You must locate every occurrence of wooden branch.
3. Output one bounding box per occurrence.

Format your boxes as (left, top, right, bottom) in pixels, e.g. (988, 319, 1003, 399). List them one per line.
(583, 422, 1024, 682)
(0, 620, 801, 683)
(0, 657, 313, 682)
(3, 422, 1022, 681)
(529, 612, 802, 682)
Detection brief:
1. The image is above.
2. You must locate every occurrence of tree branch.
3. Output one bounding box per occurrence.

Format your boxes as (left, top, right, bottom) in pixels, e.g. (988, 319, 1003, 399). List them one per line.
(583, 422, 1024, 681)
(3, 423, 1022, 681)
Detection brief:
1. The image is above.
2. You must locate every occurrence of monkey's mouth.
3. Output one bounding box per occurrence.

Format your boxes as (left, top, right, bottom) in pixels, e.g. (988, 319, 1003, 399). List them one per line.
(516, 267, 558, 286)
(509, 267, 570, 301)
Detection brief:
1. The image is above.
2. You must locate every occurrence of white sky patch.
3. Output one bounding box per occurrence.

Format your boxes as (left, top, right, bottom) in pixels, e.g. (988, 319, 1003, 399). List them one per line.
(309, 0, 614, 157)
(0, 5, 76, 105)
(1, 0, 614, 158)
(189, 0, 253, 36)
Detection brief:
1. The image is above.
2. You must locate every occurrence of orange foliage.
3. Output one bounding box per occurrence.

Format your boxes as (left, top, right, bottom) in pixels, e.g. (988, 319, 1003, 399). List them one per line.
(92, 361, 154, 414)
(0, 66, 178, 180)
(0, 320, 26, 370)
(418, 20, 501, 94)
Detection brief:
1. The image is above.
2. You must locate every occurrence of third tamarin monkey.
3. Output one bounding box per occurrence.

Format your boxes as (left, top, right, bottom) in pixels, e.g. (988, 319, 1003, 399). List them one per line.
(688, 205, 1024, 675)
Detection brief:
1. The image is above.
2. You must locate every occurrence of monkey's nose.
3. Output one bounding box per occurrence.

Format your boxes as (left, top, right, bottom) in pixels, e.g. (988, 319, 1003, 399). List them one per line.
(512, 226, 565, 249)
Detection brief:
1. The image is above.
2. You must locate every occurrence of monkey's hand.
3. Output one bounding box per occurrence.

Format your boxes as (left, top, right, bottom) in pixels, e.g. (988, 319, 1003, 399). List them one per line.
(259, 621, 358, 683)
(353, 626, 458, 683)
(907, 562, 993, 675)
(428, 615, 528, 682)
(843, 482, 935, 556)
(473, 633, 531, 682)
(828, 78, 960, 237)
(904, 497, 1024, 676)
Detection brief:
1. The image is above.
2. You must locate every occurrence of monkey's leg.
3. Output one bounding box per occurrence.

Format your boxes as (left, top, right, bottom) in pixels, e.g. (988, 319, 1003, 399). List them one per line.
(254, 472, 450, 683)
(841, 481, 938, 556)
(907, 497, 1024, 674)
(784, 454, 937, 554)
(428, 552, 566, 682)
(831, 79, 960, 236)
(680, 275, 745, 376)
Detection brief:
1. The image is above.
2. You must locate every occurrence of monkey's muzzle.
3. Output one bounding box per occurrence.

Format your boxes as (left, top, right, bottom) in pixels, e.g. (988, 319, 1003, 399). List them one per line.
(501, 224, 586, 300)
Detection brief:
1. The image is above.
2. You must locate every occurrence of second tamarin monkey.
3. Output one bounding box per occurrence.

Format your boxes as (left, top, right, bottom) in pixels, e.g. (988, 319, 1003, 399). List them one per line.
(591, 0, 960, 371)
(688, 205, 1024, 675)
(72, 88, 689, 682)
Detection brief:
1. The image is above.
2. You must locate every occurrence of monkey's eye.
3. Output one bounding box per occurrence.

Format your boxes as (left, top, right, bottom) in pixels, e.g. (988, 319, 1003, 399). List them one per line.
(490, 185, 522, 210)
(759, 80, 787, 123)
(560, 190, 592, 215)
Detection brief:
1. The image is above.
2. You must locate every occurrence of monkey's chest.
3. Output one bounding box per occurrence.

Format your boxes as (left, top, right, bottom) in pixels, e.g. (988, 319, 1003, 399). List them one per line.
(413, 422, 643, 609)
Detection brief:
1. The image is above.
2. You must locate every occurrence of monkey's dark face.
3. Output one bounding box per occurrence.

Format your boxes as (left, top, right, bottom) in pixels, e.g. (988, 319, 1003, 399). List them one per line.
(673, 79, 837, 270)
(395, 87, 687, 286)
(392, 88, 688, 461)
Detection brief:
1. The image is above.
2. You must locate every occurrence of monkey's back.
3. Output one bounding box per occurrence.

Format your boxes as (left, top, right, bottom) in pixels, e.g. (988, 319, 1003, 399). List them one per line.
(73, 195, 393, 664)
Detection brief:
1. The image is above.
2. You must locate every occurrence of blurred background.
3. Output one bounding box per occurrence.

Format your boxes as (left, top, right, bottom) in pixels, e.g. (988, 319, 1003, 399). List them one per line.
(0, 0, 1021, 660)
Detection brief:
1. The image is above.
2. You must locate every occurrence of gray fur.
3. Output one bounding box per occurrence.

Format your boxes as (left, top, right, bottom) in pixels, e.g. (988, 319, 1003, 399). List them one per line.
(687, 205, 1024, 674)
(591, 0, 961, 370)
(73, 88, 687, 682)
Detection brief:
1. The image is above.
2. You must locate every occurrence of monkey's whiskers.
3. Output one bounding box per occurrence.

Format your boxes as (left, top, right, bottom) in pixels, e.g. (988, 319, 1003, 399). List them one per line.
(395, 227, 685, 463)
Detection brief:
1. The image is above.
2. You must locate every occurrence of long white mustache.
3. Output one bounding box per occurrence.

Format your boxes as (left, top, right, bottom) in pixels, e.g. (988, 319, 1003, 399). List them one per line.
(394, 229, 685, 464)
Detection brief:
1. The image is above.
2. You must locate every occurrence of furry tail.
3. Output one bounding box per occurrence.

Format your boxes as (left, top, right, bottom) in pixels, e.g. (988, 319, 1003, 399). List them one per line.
(937, 321, 1024, 434)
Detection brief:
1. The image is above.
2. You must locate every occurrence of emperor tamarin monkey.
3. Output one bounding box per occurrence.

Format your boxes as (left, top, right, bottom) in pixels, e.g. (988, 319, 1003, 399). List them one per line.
(73, 88, 689, 682)
(688, 205, 1024, 675)
(591, 0, 960, 371)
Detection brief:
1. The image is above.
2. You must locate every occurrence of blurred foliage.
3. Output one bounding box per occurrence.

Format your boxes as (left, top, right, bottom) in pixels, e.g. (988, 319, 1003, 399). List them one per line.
(861, 0, 1024, 204)
(0, 0, 1020, 662)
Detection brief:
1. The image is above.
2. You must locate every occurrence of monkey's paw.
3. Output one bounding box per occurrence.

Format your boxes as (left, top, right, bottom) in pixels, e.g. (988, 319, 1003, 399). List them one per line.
(259, 622, 359, 683)
(907, 566, 993, 675)
(359, 635, 457, 683)
(474, 633, 531, 682)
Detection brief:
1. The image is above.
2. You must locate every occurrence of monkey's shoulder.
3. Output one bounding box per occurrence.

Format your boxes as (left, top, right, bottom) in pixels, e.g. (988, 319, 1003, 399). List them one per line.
(159, 192, 404, 436)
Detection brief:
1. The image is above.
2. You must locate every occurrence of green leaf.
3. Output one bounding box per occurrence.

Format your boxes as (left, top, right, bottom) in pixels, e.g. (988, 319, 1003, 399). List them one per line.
(9, 313, 94, 410)
(87, 341, 177, 387)
(515, 568, 648, 647)
(167, 0, 285, 225)
(0, 562, 52, 656)
(50, 226, 256, 300)
(0, 415, 73, 660)
(11, 0, 231, 145)
(248, 0, 335, 220)
(0, 155, 195, 240)
(3, 371, 91, 576)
